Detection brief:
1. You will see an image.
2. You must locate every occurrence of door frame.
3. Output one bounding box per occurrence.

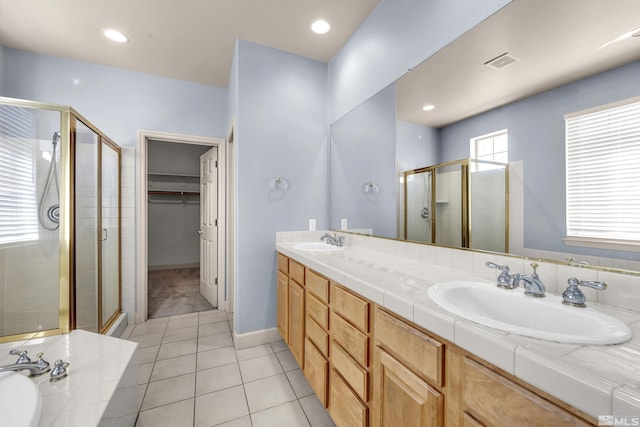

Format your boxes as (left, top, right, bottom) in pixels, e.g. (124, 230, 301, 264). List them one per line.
(135, 130, 226, 323)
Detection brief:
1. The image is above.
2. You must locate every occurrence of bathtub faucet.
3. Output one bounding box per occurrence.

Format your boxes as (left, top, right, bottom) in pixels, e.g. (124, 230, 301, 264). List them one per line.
(0, 350, 51, 376)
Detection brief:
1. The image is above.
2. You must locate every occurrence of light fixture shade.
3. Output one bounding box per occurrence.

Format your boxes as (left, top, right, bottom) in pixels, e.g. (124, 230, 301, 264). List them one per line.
(362, 181, 379, 193)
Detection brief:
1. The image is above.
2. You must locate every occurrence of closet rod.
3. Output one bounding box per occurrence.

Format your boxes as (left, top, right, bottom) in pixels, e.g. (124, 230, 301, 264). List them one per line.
(147, 190, 200, 196)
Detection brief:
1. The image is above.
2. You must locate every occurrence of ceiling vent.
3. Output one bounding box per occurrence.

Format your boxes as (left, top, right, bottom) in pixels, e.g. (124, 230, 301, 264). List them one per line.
(485, 52, 519, 70)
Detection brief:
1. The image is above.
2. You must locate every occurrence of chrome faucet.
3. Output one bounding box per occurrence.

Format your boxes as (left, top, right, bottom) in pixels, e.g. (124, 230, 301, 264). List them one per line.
(562, 277, 607, 307)
(485, 262, 516, 289)
(320, 232, 344, 247)
(486, 261, 545, 297)
(512, 273, 546, 297)
(0, 350, 51, 376)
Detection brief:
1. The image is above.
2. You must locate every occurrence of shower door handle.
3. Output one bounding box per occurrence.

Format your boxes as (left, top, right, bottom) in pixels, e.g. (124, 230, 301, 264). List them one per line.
(101, 228, 108, 241)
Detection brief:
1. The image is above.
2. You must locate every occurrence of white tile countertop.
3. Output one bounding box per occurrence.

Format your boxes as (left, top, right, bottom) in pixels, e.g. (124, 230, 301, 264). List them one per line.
(276, 233, 640, 419)
(0, 329, 138, 427)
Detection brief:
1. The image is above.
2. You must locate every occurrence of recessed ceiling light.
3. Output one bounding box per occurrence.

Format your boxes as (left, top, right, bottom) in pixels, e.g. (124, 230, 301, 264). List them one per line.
(422, 105, 435, 111)
(311, 19, 330, 34)
(103, 28, 129, 43)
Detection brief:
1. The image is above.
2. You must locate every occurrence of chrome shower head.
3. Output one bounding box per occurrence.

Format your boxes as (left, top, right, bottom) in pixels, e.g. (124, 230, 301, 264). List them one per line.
(52, 131, 61, 146)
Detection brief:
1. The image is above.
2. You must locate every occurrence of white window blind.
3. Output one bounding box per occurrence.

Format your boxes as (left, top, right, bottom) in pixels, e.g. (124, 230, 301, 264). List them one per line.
(565, 98, 640, 244)
(0, 105, 39, 245)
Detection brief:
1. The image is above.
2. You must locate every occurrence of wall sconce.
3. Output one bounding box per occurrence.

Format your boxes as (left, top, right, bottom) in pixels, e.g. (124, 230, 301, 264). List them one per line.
(270, 176, 289, 191)
(362, 181, 379, 194)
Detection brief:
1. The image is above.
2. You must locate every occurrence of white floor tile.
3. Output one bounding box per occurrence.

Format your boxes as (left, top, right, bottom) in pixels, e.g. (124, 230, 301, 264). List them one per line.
(199, 310, 229, 325)
(197, 346, 237, 371)
(198, 332, 233, 352)
(162, 326, 198, 344)
(136, 345, 160, 365)
(196, 362, 242, 396)
(138, 362, 154, 385)
(244, 373, 297, 413)
(194, 385, 249, 427)
(167, 315, 199, 331)
(141, 373, 195, 411)
(286, 369, 314, 398)
(150, 353, 196, 382)
(239, 353, 283, 382)
(214, 416, 252, 427)
(129, 332, 163, 349)
(275, 348, 298, 371)
(130, 322, 167, 337)
(236, 343, 273, 361)
(270, 340, 288, 353)
(251, 401, 310, 427)
(198, 320, 230, 337)
(136, 398, 194, 427)
(157, 338, 198, 361)
(299, 394, 336, 427)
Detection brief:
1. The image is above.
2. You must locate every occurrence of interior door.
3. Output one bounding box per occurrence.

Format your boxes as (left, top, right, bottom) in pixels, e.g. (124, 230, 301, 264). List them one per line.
(200, 147, 218, 307)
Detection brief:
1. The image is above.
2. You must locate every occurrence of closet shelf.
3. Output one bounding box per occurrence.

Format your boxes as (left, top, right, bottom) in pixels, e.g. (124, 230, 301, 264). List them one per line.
(148, 172, 199, 178)
(148, 190, 199, 196)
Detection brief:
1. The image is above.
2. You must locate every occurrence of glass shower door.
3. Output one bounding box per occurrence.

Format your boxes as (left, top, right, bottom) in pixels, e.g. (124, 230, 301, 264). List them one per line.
(74, 119, 99, 332)
(100, 141, 120, 330)
(435, 163, 464, 247)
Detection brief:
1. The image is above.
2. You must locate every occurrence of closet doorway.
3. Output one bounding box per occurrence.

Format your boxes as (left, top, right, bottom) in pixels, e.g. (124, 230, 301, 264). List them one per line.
(136, 131, 226, 323)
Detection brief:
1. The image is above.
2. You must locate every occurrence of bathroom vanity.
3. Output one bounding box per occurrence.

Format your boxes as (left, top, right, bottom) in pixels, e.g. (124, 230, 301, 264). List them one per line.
(276, 232, 640, 426)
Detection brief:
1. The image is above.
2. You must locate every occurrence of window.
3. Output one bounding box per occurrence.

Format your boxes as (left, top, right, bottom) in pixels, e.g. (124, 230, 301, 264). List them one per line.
(0, 105, 39, 245)
(470, 129, 508, 171)
(565, 97, 640, 249)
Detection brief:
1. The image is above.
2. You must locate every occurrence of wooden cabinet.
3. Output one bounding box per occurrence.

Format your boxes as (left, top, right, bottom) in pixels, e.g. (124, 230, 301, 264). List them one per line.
(329, 283, 372, 426)
(373, 308, 444, 427)
(277, 270, 288, 342)
(303, 268, 331, 407)
(276, 253, 596, 427)
(289, 277, 305, 367)
(447, 350, 592, 427)
(374, 347, 443, 427)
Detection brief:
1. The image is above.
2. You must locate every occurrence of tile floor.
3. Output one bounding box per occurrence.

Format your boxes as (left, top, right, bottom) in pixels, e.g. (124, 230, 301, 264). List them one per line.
(121, 309, 335, 427)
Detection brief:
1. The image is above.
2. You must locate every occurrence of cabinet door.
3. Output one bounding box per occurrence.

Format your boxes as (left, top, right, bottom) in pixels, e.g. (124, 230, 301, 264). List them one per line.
(373, 347, 443, 427)
(277, 270, 289, 342)
(304, 338, 329, 406)
(288, 278, 305, 367)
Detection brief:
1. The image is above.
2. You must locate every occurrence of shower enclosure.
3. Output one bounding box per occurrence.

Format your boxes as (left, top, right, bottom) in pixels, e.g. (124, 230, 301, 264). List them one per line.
(0, 97, 121, 342)
(404, 159, 508, 252)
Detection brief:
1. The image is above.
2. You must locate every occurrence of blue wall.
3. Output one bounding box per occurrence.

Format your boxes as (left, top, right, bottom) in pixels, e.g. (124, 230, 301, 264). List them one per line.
(331, 83, 397, 237)
(328, 0, 511, 123)
(234, 40, 329, 334)
(1, 48, 228, 147)
(440, 60, 640, 260)
(397, 121, 439, 171)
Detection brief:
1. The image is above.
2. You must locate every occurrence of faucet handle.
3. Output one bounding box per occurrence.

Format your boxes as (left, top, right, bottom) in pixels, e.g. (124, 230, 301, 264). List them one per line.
(530, 262, 539, 279)
(50, 360, 70, 382)
(562, 277, 607, 307)
(9, 350, 31, 364)
(485, 262, 514, 288)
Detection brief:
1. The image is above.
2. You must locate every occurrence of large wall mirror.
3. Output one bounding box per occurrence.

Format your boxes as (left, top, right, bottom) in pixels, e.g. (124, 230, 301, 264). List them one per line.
(330, 0, 640, 269)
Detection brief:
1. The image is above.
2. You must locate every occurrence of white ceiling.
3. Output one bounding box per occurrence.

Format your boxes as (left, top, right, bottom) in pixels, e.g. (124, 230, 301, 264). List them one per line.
(397, 0, 640, 127)
(0, 0, 380, 87)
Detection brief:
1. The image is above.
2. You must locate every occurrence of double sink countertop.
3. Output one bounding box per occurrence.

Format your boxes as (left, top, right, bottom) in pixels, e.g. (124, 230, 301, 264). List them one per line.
(276, 241, 640, 419)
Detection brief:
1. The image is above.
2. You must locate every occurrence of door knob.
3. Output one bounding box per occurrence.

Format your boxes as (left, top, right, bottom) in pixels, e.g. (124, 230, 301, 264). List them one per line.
(198, 230, 203, 235)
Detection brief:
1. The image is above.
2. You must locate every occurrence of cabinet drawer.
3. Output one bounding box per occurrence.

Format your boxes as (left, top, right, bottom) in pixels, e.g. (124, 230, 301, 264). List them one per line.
(277, 253, 289, 274)
(329, 369, 368, 427)
(332, 284, 369, 333)
(332, 341, 368, 402)
(306, 316, 329, 356)
(462, 357, 592, 427)
(306, 292, 329, 330)
(304, 338, 328, 407)
(290, 260, 304, 284)
(331, 312, 369, 367)
(375, 308, 443, 387)
(306, 269, 329, 303)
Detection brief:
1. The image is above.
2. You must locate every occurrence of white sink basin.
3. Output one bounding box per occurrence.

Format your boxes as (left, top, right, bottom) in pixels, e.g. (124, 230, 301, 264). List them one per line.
(0, 372, 42, 427)
(292, 242, 345, 252)
(428, 281, 632, 345)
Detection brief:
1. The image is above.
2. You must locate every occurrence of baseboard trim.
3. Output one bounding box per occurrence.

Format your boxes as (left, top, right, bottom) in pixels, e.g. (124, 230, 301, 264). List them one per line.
(148, 263, 200, 272)
(233, 327, 281, 350)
